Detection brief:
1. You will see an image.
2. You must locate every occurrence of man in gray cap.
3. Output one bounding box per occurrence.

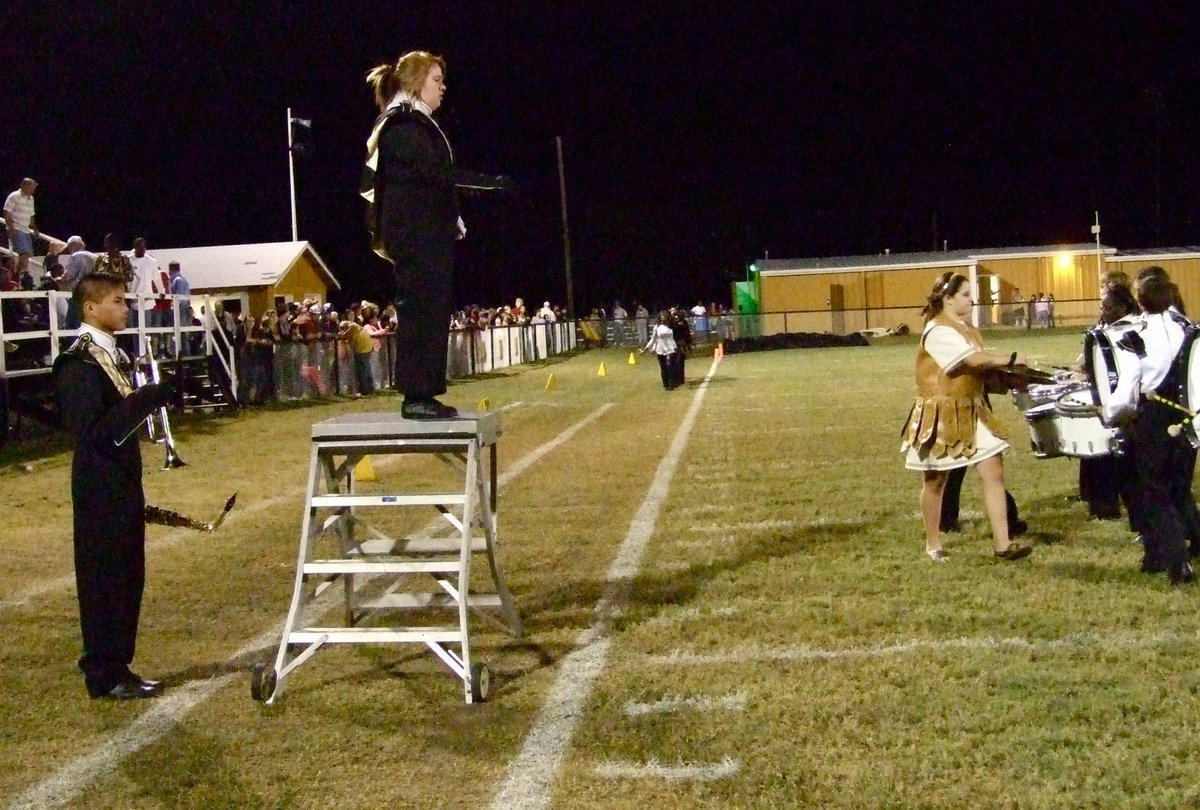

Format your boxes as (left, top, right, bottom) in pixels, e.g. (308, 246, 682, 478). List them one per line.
(60, 236, 96, 329)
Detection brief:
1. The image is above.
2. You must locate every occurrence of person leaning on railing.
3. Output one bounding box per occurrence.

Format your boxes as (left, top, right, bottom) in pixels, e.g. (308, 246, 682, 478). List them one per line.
(338, 315, 376, 397)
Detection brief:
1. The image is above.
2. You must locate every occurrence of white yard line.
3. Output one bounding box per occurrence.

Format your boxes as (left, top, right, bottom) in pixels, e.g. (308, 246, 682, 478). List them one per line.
(593, 757, 740, 782)
(623, 692, 747, 717)
(489, 358, 720, 810)
(689, 519, 796, 534)
(7, 404, 616, 810)
(642, 629, 1198, 666)
(673, 536, 739, 549)
(678, 503, 737, 516)
(643, 606, 740, 627)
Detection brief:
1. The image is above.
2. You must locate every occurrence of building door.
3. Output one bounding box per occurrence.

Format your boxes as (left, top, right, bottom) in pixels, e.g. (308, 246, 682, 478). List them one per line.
(975, 274, 1001, 326)
(829, 284, 845, 335)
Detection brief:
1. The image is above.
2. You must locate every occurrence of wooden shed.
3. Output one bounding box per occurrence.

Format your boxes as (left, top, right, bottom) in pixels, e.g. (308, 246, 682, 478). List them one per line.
(756, 243, 1115, 334)
(144, 241, 340, 320)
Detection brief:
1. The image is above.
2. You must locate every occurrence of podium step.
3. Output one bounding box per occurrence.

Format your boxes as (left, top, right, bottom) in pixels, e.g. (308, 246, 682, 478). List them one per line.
(288, 627, 464, 644)
(311, 493, 468, 508)
(353, 593, 504, 610)
(304, 559, 463, 575)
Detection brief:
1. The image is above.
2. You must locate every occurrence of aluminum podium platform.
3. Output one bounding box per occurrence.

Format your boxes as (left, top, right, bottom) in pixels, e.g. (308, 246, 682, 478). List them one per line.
(251, 411, 522, 704)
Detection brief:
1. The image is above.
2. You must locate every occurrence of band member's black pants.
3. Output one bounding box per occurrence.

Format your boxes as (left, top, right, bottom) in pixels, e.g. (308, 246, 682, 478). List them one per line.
(1079, 451, 1141, 529)
(1133, 400, 1199, 572)
(940, 464, 1021, 532)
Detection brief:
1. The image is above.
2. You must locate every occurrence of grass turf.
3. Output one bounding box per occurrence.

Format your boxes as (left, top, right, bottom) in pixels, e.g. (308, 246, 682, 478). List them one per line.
(3, 332, 1200, 808)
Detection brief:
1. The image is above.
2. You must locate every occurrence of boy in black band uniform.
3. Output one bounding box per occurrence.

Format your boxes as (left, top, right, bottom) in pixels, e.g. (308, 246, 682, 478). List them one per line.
(54, 272, 174, 698)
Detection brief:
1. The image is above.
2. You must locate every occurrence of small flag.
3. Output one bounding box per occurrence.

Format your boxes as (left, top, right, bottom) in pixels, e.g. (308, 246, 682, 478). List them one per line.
(355, 456, 378, 482)
(545, 373, 557, 390)
(628, 352, 637, 365)
(597, 363, 607, 376)
(477, 397, 491, 411)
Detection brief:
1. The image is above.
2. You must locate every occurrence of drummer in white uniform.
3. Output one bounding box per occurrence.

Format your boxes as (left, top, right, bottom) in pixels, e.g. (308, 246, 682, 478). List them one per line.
(1103, 269, 1198, 584)
(1078, 280, 1141, 522)
(901, 272, 1034, 562)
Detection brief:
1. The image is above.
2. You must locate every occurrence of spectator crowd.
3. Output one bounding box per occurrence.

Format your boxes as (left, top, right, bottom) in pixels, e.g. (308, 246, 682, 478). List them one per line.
(3, 176, 728, 405)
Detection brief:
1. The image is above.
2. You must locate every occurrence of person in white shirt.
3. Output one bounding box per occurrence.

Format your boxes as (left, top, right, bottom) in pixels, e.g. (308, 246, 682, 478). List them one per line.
(1102, 268, 1199, 584)
(4, 178, 38, 278)
(640, 310, 682, 390)
(690, 301, 709, 340)
(128, 238, 161, 353)
(633, 302, 650, 343)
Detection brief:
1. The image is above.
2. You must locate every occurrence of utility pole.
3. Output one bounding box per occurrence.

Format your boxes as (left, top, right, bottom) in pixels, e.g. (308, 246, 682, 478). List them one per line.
(556, 136, 575, 318)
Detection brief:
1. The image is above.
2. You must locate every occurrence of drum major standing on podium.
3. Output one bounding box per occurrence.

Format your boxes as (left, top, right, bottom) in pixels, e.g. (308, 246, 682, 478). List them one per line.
(361, 50, 511, 420)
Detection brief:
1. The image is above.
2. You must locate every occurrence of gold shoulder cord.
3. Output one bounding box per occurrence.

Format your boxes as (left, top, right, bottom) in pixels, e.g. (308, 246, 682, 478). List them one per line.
(83, 341, 135, 397)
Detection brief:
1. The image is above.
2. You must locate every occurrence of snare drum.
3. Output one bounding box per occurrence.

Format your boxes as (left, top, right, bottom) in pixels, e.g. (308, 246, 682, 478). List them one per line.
(1024, 387, 1123, 459)
(1014, 381, 1081, 412)
(1025, 401, 1064, 459)
(1085, 321, 1140, 416)
(1052, 388, 1123, 457)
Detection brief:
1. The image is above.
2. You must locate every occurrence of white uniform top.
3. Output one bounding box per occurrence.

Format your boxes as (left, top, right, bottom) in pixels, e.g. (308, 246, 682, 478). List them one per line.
(644, 323, 678, 356)
(923, 322, 976, 372)
(78, 322, 124, 366)
(1102, 311, 1189, 424)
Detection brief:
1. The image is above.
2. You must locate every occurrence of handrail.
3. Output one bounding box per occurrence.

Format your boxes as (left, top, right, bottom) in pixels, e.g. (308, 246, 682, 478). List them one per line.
(0, 289, 208, 373)
(204, 298, 240, 403)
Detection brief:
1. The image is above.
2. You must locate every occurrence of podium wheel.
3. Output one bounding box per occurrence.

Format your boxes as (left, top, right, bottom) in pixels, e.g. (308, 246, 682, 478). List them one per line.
(250, 662, 278, 702)
(470, 663, 490, 702)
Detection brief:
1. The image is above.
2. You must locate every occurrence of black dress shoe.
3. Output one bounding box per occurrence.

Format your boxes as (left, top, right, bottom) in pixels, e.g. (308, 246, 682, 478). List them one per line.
(401, 398, 459, 420)
(1170, 561, 1195, 586)
(127, 671, 161, 689)
(90, 679, 163, 700)
(1141, 557, 1165, 574)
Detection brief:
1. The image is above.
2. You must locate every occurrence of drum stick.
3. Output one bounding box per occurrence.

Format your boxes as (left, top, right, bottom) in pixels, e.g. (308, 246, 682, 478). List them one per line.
(1142, 392, 1198, 437)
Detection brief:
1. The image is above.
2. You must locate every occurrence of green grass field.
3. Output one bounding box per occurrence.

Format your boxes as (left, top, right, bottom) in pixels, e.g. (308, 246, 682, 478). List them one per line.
(4, 331, 1200, 809)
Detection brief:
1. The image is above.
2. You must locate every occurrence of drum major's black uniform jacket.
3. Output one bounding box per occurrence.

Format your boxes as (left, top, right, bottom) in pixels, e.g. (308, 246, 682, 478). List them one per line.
(362, 102, 506, 398)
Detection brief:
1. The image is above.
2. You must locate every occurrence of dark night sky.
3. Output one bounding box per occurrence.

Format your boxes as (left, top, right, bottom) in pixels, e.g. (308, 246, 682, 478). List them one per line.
(8, 1, 1200, 313)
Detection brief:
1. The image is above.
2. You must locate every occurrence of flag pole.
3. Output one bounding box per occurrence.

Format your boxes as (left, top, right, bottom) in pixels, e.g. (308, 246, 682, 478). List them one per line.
(287, 107, 298, 241)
